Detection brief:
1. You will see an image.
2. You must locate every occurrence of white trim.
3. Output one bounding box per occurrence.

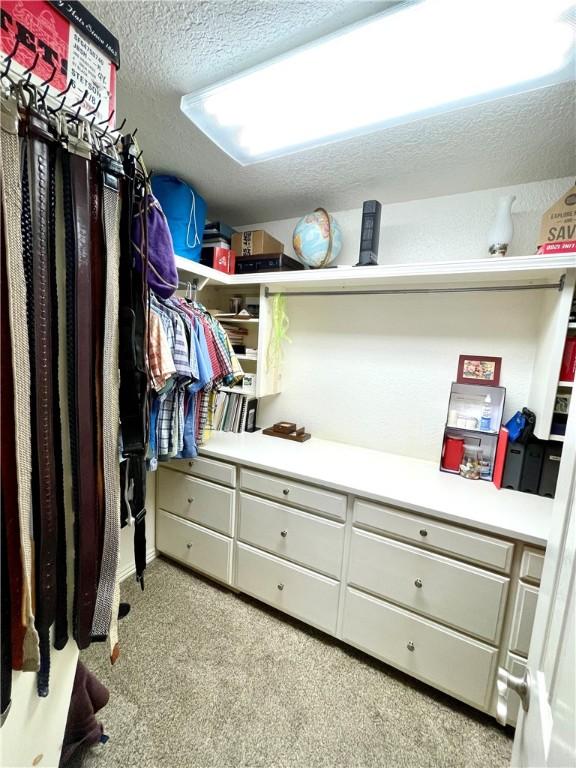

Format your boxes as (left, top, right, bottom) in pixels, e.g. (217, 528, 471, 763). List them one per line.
(174, 253, 575, 291)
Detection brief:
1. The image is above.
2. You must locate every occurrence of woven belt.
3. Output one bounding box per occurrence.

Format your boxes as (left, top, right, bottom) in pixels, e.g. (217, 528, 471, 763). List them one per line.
(0, 94, 40, 672)
(91, 151, 123, 651)
(0, 237, 25, 673)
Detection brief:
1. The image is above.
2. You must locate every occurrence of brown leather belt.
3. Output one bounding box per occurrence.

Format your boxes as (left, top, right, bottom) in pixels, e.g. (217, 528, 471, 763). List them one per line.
(27, 109, 59, 694)
(64, 128, 100, 651)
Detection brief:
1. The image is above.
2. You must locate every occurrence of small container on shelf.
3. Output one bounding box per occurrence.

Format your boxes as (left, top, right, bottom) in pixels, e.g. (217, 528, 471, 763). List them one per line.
(439, 382, 506, 481)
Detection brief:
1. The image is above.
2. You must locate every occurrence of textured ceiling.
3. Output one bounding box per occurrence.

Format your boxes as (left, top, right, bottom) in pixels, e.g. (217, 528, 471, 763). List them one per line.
(86, 1, 575, 224)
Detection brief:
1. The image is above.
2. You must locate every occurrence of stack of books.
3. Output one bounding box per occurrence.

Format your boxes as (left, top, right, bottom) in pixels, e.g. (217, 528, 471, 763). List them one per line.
(201, 221, 237, 266)
(221, 323, 248, 354)
(212, 392, 256, 433)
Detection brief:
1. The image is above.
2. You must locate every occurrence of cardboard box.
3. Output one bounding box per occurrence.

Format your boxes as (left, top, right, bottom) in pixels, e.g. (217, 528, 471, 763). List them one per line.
(537, 184, 576, 253)
(232, 230, 284, 257)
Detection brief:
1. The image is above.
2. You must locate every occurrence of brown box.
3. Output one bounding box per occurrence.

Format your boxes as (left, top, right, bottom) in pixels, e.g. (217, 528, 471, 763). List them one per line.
(232, 230, 284, 257)
(537, 184, 576, 253)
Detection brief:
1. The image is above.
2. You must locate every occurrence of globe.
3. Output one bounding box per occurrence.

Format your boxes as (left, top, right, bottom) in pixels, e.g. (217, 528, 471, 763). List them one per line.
(293, 208, 342, 268)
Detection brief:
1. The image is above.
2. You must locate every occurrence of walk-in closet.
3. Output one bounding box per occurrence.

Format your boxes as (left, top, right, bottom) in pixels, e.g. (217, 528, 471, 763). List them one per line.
(1, 2, 575, 767)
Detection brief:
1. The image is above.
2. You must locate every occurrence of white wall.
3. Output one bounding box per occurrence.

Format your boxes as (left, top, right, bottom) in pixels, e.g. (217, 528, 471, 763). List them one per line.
(240, 177, 572, 459)
(237, 178, 572, 266)
(118, 474, 157, 581)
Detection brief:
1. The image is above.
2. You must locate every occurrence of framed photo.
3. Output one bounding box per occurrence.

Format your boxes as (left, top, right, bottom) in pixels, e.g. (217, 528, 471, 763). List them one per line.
(554, 394, 571, 414)
(457, 355, 502, 386)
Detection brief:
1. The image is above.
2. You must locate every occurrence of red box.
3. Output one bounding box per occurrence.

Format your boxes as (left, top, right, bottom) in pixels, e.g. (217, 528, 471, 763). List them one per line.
(212, 248, 236, 274)
(560, 338, 576, 382)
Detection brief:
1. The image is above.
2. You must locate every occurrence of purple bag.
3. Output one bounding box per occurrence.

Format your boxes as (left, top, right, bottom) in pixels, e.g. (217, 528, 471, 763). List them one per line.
(132, 194, 179, 299)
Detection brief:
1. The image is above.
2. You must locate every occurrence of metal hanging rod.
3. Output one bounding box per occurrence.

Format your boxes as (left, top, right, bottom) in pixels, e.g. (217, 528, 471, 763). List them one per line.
(264, 275, 566, 298)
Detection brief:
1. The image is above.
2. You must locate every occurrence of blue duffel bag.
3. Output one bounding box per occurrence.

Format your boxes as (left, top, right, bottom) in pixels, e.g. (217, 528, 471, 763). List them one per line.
(151, 174, 206, 262)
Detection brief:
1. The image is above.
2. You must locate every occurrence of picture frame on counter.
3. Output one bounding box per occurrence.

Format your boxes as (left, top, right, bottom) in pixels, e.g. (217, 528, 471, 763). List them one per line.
(457, 355, 502, 386)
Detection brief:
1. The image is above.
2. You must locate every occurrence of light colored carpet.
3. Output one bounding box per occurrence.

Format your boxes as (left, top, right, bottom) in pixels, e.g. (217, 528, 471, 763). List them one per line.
(71, 557, 512, 768)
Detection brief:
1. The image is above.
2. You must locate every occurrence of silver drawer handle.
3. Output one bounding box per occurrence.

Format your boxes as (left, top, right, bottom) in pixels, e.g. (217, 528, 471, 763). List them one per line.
(280, 530, 288, 538)
(277, 583, 284, 591)
(407, 641, 415, 652)
(186, 542, 193, 549)
(187, 497, 194, 504)
(282, 489, 290, 496)
(419, 528, 428, 537)
(414, 578, 423, 589)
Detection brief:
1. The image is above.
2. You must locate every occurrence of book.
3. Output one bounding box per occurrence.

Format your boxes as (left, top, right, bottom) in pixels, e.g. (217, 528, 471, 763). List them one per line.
(493, 427, 509, 489)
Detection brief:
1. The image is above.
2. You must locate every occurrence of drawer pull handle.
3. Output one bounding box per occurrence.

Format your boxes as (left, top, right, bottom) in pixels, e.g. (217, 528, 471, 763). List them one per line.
(188, 461, 194, 468)
(419, 528, 428, 537)
(186, 542, 193, 549)
(407, 641, 415, 652)
(280, 530, 288, 538)
(277, 583, 284, 591)
(414, 578, 423, 589)
(282, 489, 290, 496)
(187, 497, 194, 504)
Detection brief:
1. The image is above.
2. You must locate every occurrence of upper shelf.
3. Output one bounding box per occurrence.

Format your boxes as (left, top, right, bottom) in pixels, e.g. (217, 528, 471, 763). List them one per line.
(175, 254, 576, 292)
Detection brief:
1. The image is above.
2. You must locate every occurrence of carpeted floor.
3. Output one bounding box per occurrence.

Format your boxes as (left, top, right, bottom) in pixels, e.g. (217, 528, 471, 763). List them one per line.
(71, 557, 512, 768)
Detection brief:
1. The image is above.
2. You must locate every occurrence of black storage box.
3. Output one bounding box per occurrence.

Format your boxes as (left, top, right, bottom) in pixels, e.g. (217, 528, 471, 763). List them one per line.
(235, 254, 304, 274)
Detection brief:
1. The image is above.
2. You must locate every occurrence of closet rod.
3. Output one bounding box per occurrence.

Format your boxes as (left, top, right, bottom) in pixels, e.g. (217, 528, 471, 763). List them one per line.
(264, 276, 566, 298)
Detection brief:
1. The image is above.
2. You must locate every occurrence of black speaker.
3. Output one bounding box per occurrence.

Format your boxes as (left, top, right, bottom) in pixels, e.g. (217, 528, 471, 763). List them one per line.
(519, 441, 545, 494)
(502, 443, 526, 490)
(539, 443, 563, 498)
(356, 200, 381, 266)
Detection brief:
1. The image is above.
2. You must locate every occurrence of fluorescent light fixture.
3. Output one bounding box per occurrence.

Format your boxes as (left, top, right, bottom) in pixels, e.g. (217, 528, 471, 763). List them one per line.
(181, 0, 575, 165)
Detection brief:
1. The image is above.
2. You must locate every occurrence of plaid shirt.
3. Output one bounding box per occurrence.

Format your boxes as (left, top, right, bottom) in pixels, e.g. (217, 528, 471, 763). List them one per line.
(148, 310, 176, 392)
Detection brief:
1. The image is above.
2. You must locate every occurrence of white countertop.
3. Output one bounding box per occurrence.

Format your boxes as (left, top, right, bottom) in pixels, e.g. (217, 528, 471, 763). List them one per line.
(199, 432, 552, 547)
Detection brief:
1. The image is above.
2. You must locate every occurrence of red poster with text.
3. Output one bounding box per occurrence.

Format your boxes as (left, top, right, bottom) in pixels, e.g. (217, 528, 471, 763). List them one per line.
(1, 1, 116, 125)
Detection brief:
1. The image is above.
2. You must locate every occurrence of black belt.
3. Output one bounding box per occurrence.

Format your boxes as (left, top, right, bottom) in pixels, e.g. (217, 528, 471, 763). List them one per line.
(62, 127, 100, 651)
(118, 137, 148, 587)
(27, 109, 59, 696)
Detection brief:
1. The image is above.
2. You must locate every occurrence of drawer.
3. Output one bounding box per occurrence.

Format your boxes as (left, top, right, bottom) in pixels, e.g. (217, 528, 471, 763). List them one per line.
(165, 456, 236, 487)
(158, 468, 235, 535)
(509, 582, 539, 657)
(354, 499, 514, 573)
(520, 548, 545, 585)
(348, 529, 509, 643)
(238, 493, 345, 578)
(342, 587, 498, 711)
(157, 509, 233, 584)
(502, 653, 527, 726)
(240, 468, 346, 521)
(236, 543, 340, 634)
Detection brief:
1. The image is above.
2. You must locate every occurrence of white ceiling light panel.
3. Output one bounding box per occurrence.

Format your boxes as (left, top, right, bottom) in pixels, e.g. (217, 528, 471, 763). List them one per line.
(180, 0, 575, 165)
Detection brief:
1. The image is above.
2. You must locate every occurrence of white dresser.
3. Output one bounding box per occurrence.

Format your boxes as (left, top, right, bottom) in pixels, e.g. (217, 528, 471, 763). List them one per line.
(155, 433, 551, 724)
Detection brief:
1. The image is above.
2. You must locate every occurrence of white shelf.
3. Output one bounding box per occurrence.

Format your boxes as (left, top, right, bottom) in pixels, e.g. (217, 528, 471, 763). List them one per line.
(237, 353, 258, 361)
(558, 381, 574, 388)
(549, 434, 566, 442)
(175, 254, 575, 292)
(568, 322, 576, 330)
(214, 316, 259, 324)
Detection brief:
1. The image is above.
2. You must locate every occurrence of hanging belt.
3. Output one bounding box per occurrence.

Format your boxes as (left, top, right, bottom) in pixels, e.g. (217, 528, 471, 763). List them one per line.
(0, 235, 25, 672)
(0, 94, 40, 672)
(54, 137, 76, 637)
(27, 108, 59, 696)
(91, 150, 123, 648)
(65, 124, 99, 650)
(118, 137, 148, 587)
(90, 156, 106, 586)
(47, 133, 68, 653)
